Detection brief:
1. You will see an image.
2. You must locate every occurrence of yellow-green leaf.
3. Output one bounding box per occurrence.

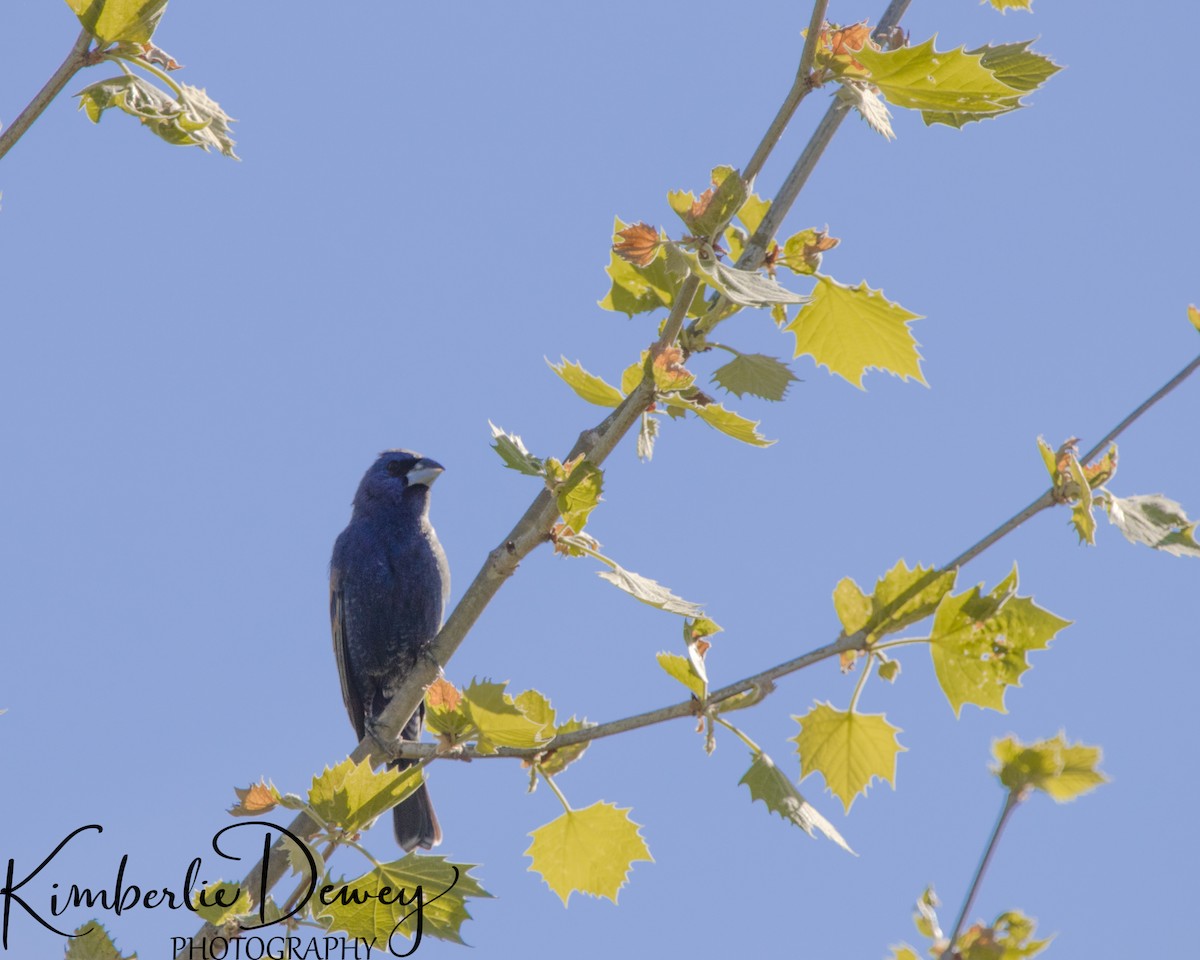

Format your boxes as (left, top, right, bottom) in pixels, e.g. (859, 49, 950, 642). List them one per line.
(537, 716, 593, 778)
(786, 276, 925, 388)
(987, 0, 1033, 11)
(600, 217, 706, 317)
(65, 921, 138, 960)
(667, 397, 774, 446)
(547, 357, 624, 408)
(1188, 304, 1200, 334)
(190, 880, 251, 927)
(555, 459, 603, 532)
(737, 750, 854, 853)
(593, 556, 706, 618)
(317, 854, 492, 947)
(833, 560, 956, 643)
(792, 702, 905, 812)
(656, 651, 706, 698)
(64, 0, 167, 43)
(308, 757, 423, 834)
(488, 421, 544, 476)
(463, 679, 553, 754)
(929, 566, 1071, 716)
(710, 351, 798, 401)
(853, 38, 1023, 116)
(525, 801, 652, 906)
(992, 732, 1107, 802)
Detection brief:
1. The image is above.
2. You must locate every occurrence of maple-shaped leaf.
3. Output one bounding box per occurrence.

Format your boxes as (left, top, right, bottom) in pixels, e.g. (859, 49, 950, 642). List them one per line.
(738, 750, 854, 853)
(546, 357, 625, 408)
(929, 566, 1071, 716)
(64, 921, 138, 960)
(462, 679, 554, 754)
(832, 559, 956, 643)
(64, 0, 167, 44)
(786, 276, 925, 388)
(987, 0, 1034, 11)
(853, 38, 1024, 117)
(955, 911, 1053, 960)
(1104, 493, 1200, 558)
(664, 395, 775, 446)
(535, 715, 593, 778)
(544, 456, 603, 533)
(992, 732, 1107, 802)
(651, 345, 696, 393)
(599, 218, 708, 318)
(667, 166, 748, 238)
(525, 801, 652, 906)
(711, 351, 798, 401)
(488, 421, 544, 476)
(308, 757, 424, 834)
(921, 41, 1060, 128)
(792, 702, 906, 812)
(736, 192, 771, 235)
(611, 221, 663, 267)
(229, 779, 281, 816)
(425, 677, 475, 744)
(191, 880, 251, 927)
(317, 854, 492, 948)
(778, 228, 840, 277)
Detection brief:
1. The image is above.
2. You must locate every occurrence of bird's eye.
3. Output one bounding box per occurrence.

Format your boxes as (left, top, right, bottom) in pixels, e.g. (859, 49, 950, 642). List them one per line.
(387, 461, 406, 478)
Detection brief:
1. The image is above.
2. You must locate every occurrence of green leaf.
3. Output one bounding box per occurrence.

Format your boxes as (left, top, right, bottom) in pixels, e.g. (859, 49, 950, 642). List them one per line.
(554, 459, 603, 532)
(656, 651, 706, 698)
(987, 0, 1034, 12)
(887, 947, 922, 960)
(777, 228, 839, 277)
(525, 801, 652, 906)
(674, 244, 809, 308)
(64, 921, 137, 960)
(736, 192, 771, 235)
(877, 657, 901, 682)
(594, 557, 706, 618)
(832, 560, 956, 643)
(488, 421, 545, 476)
(462, 679, 553, 754)
(547, 357, 624, 408)
(738, 750, 854, 853)
(792, 702, 906, 812)
(538, 716, 593, 777)
(600, 218, 707, 317)
(665, 397, 774, 447)
(786, 276, 925, 388)
(853, 37, 1023, 116)
(75, 75, 238, 158)
(920, 42, 1059, 128)
(711, 351, 798, 401)
(308, 757, 423, 834)
(1066, 454, 1096, 545)
(956, 910, 1053, 960)
(1188, 304, 1200, 334)
(929, 566, 1071, 716)
(668, 165, 749, 238)
(992, 732, 1107, 802)
(1105, 493, 1200, 558)
(190, 880, 251, 927)
(317, 854, 492, 947)
(64, 0, 167, 43)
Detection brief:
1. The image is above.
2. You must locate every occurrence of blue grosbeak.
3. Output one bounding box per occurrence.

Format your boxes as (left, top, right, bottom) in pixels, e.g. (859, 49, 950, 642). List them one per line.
(330, 450, 449, 850)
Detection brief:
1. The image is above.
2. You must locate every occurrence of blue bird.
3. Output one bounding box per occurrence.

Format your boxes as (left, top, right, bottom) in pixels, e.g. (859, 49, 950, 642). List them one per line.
(330, 450, 450, 851)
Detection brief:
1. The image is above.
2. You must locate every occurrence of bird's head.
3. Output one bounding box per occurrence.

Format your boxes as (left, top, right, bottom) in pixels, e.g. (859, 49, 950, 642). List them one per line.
(352, 449, 444, 515)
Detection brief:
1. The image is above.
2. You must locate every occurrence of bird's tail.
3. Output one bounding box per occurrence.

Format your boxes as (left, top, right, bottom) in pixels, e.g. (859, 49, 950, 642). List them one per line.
(392, 761, 441, 852)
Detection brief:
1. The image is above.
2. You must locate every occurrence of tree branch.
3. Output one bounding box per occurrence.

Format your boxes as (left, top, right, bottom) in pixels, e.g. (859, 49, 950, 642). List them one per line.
(0, 28, 93, 162)
(943, 791, 1021, 958)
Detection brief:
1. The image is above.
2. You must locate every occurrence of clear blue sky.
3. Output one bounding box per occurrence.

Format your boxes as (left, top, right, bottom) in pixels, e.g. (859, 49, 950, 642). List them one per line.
(2, 2, 1197, 957)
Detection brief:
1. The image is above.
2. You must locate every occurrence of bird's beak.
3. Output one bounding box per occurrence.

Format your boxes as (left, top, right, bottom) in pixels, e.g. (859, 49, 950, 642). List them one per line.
(407, 459, 445, 488)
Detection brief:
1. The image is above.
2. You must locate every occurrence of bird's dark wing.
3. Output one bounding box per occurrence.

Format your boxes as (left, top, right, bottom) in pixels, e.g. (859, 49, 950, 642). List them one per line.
(330, 564, 365, 740)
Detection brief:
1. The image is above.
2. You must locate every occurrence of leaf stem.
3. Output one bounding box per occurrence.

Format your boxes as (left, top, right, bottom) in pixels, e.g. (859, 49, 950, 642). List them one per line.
(848, 655, 871, 712)
(540, 770, 573, 814)
(712, 714, 762, 753)
(943, 790, 1022, 958)
(105, 51, 185, 98)
(0, 28, 93, 162)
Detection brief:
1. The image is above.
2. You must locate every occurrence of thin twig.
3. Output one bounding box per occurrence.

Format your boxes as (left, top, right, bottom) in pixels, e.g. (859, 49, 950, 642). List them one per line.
(742, 0, 829, 184)
(943, 791, 1021, 958)
(0, 29, 92, 162)
(1080, 352, 1200, 463)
